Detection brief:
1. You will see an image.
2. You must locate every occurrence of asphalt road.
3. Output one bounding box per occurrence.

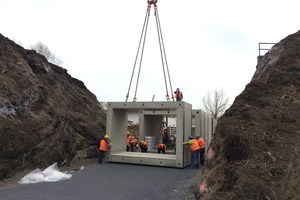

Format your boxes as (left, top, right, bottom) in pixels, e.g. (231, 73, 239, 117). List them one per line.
(0, 162, 200, 200)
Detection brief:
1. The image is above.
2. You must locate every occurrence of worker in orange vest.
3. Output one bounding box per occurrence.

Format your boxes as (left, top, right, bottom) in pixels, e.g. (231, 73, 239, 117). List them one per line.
(183, 135, 200, 168)
(129, 134, 138, 152)
(139, 140, 148, 153)
(174, 88, 183, 101)
(157, 143, 166, 154)
(99, 134, 112, 164)
(126, 131, 131, 152)
(196, 135, 206, 165)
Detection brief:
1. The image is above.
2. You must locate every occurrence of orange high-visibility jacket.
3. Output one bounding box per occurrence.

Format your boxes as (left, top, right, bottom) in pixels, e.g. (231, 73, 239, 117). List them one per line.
(140, 141, 148, 149)
(189, 139, 200, 152)
(129, 138, 138, 145)
(126, 135, 134, 145)
(127, 135, 137, 145)
(197, 138, 206, 149)
(175, 91, 183, 99)
(99, 140, 110, 151)
(157, 143, 166, 150)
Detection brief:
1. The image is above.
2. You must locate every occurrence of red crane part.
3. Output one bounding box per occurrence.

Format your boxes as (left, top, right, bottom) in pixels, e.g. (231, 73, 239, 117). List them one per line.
(147, 0, 157, 8)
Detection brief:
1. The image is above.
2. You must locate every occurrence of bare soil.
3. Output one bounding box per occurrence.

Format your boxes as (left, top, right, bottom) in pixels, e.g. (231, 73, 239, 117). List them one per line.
(198, 30, 300, 199)
(0, 34, 106, 180)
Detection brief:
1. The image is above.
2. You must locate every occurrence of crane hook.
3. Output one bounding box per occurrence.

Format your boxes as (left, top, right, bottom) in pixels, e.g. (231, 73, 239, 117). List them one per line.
(147, 0, 157, 8)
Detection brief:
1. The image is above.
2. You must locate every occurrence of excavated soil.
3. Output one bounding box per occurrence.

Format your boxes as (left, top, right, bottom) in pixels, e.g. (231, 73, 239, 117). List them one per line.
(197, 30, 300, 199)
(0, 34, 106, 180)
(2, 28, 300, 199)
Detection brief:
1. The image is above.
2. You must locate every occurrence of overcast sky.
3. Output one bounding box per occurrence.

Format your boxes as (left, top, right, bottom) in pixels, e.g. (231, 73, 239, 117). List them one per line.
(1, 0, 300, 109)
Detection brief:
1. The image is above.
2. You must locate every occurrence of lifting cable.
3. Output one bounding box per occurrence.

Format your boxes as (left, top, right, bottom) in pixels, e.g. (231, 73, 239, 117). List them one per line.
(154, 7, 174, 101)
(125, 0, 174, 102)
(133, 7, 150, 102)
(126, 7, 150, 102)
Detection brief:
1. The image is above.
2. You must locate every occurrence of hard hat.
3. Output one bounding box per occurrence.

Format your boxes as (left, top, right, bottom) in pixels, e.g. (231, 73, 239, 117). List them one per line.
(188, 135, 193, 140)
(195, 135, 200, 139)
(104, 135, 109, 139)
(177, 88, 179, 90)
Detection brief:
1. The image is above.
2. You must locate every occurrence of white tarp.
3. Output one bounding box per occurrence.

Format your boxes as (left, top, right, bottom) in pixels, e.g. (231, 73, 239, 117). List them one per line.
(18, 162, 72, 184)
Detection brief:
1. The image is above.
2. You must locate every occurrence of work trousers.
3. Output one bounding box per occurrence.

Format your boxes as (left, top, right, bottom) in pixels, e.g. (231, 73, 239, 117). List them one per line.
(192, 150, 199, 169)
(141, 148, 148, 153)
(199, 148, 205, 165)
(130, 144, 137, 152)
(158, 148, 166, 154)
(98, 150, 106, 164)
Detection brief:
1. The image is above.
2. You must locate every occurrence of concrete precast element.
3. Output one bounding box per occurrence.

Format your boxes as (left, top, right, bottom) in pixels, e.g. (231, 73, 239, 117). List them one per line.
(106, 101, 192, 168)
(109, 152, 177, 167)
(192, 110, 217, 151)
(106, 101, 216, 168)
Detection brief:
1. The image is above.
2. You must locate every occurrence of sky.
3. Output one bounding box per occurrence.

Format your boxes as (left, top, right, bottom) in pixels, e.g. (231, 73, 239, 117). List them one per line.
(1, 0, 300, 109)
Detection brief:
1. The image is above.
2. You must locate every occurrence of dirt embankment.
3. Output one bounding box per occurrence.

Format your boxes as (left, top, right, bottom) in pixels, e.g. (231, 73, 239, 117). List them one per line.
(0, 34, 106, 180)
(197, 30, 300, 199)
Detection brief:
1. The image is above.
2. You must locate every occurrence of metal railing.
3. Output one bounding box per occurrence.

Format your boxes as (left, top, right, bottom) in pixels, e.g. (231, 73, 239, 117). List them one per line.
(258, 42, 276, 56)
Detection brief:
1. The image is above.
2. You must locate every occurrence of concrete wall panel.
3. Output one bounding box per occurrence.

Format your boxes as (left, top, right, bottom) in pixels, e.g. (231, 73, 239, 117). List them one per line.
(191, 109, 217, 152)
(107, 109, 127, 152)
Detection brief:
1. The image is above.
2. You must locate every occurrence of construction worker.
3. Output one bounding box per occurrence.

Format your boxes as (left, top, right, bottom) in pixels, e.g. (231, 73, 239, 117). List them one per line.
(126, 131, 131, 152)
(99, 134, 112, 164)
(139, 140, 148, 153)
(196, 135, 206, 165)
(129, 134, 138, 152)
(174, 88, 183, 101)
(157, 143, 166, 154)
(96, 133, 104, 150)
(162, 128, 170, 147)
(183, 135, 200, 168)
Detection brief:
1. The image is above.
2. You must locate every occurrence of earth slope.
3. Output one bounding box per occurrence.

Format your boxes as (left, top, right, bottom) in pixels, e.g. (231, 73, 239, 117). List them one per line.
(0, 34, 106, 180)
(198, 30, 300, 199)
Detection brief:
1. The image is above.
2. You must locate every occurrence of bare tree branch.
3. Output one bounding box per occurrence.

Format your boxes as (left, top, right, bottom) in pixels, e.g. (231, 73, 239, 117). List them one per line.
(202, 88, 229, 119)
(31, 42, 62, 65)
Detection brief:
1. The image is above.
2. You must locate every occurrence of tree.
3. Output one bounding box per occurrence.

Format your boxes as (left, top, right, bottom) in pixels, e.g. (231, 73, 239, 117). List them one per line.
(202, 88, 229, 119)
(31, 42, 62, 65)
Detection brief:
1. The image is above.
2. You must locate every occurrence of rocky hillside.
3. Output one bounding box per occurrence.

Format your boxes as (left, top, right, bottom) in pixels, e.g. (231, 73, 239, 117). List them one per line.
(0, 34, 106, 180)
(198, 30, 300, 199)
